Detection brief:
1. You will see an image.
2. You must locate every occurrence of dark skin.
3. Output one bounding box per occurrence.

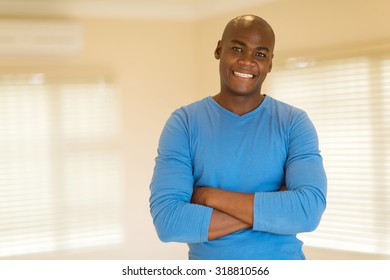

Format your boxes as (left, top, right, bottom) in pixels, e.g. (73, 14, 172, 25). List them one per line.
(214, 14, 275, 116)
(190, 15, 285, 240)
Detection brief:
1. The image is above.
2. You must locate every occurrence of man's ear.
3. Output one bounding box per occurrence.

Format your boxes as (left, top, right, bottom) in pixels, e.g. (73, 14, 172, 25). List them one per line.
(214, 40, 222, 60)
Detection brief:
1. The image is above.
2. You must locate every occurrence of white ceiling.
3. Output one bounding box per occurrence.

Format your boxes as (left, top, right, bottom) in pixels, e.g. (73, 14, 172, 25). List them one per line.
(0, 0, 277, 20)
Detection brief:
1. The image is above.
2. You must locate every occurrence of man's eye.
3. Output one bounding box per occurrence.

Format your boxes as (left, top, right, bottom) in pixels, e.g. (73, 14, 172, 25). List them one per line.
(256, 52, 266, 58)
(232, 47, 242, 52)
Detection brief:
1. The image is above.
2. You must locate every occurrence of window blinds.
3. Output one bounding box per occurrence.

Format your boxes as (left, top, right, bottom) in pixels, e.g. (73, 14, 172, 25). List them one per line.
(269, 54, 390, 255)
(0, 73, 124, 258)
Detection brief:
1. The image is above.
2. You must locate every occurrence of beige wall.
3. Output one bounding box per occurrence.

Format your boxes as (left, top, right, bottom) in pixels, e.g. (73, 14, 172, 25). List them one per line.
(0, 17, 200, 260)
(1, 0, 389, 260)
(83, 18, 202, 259)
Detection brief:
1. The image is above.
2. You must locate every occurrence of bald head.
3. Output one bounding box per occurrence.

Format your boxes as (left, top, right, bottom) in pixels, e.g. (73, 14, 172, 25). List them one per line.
(221, 15, 275, 50)
(214, 14, 275, 99)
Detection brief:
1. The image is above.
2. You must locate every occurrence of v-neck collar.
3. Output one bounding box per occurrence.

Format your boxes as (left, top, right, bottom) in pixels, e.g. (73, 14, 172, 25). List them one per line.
(207, 95, 269, 120)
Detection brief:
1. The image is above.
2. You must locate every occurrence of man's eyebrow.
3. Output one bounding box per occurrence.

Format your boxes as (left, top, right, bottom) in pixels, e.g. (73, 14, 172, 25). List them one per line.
(230, 39, 271, 52)
(230, 39, 246, 46)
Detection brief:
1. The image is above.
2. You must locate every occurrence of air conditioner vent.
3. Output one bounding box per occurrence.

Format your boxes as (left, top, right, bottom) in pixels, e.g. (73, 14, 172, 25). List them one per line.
(0, 20, 83, 57)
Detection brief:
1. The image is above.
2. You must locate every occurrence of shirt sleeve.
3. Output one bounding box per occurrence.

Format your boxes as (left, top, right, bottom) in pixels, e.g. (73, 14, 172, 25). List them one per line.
(149, 110, 213, 243)
(253, 111, 327, 234)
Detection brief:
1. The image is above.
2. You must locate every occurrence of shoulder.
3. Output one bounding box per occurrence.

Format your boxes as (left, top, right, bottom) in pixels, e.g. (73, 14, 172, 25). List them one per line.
(174, 97, 210, 114)
(170, 97, 211, 122)
(162, 97, 211, 133)
(265, 96, 309, 125)
(266, 96, 305, 115)
(267, 98, 319, 146)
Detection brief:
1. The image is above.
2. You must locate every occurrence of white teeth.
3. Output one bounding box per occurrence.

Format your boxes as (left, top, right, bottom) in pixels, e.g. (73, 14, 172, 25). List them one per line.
(234, 71, 253, 78)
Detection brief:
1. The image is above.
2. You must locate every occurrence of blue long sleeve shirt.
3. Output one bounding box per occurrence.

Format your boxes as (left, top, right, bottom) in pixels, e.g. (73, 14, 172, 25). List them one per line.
(149, 95, 327, 260)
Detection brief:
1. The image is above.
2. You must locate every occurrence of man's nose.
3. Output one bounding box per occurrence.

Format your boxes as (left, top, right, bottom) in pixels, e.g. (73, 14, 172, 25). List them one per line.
(238, 53, 255, 66)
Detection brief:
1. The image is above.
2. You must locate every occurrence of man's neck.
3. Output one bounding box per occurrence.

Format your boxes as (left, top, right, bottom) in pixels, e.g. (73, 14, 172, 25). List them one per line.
(213, 93, 265, 116)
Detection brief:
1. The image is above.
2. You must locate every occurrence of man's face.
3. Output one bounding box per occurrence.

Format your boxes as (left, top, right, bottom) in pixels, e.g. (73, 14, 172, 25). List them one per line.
(215, 23, 274, 97)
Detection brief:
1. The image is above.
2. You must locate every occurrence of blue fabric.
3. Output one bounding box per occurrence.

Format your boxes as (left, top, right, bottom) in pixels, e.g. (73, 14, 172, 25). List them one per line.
(149, 96, 327, 260)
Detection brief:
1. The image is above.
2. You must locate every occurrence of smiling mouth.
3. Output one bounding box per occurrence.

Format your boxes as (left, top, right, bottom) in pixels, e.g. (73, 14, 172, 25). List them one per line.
(233, 71, 254, 79)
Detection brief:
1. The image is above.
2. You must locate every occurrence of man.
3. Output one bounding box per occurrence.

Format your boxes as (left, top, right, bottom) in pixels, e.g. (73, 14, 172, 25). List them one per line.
(149, 15, 327, 260)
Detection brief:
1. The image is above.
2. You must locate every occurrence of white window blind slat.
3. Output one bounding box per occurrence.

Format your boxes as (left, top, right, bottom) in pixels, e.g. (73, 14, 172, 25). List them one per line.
(270, 54, 390, 256)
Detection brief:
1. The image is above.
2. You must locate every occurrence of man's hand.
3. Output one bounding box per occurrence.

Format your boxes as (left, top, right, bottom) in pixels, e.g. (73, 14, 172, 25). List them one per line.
(279, 185, 287, 191)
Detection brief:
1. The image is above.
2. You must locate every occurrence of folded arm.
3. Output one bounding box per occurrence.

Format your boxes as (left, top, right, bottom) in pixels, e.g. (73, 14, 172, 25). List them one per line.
(192, 171, 326, 236)
(149, 111, 213, 243)
(191, 187, 254, 225)
(191, 112, 327, 237)
(191, 185, 287, 239)
(207, 209, 251, 240)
